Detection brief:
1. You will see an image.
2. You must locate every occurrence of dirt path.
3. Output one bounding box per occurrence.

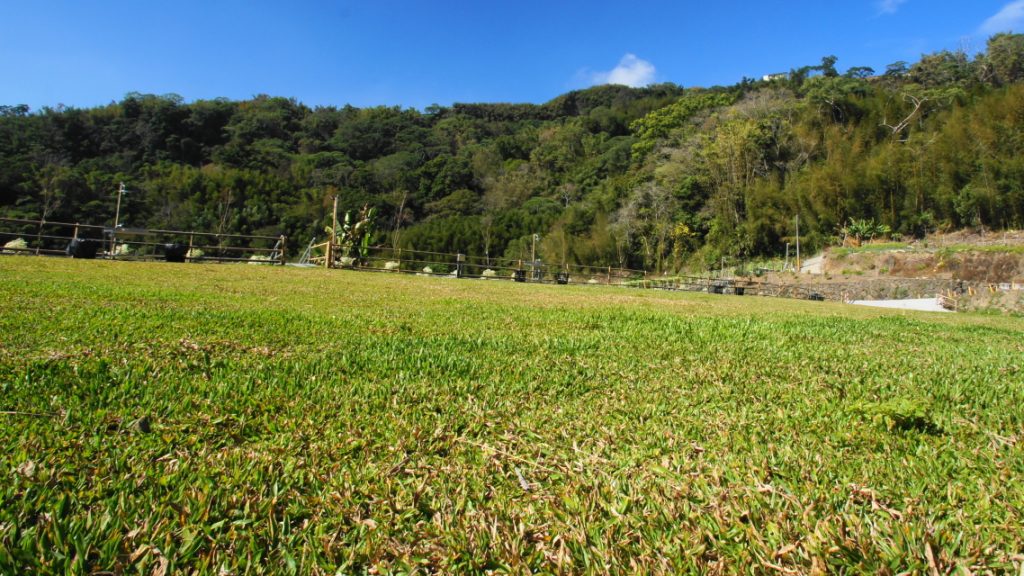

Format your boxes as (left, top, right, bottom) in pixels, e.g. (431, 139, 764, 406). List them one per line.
(848, 298, 951, 312)
(800, 254, 824, 274)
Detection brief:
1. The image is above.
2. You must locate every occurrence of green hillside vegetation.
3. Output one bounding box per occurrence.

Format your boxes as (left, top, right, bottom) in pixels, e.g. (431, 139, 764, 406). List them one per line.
(1, 258, 1023, 573)
(4, 35, 1024, 271)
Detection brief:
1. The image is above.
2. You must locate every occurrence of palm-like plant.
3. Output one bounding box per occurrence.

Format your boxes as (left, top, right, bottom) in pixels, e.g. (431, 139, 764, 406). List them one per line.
(840, 218, 891, 246)
(325, 204, 376, 265)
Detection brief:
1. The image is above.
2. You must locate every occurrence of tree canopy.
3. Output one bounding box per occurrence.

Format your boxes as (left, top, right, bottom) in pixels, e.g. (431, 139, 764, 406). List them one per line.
(4, 36, 1024, 271)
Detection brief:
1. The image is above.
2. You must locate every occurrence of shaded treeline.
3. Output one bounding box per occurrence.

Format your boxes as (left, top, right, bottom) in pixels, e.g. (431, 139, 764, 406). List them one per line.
(3, 34, 1024, 270)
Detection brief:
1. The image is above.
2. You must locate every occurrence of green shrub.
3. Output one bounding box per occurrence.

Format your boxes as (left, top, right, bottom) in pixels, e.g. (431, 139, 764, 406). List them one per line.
(852, 399, 942, 434)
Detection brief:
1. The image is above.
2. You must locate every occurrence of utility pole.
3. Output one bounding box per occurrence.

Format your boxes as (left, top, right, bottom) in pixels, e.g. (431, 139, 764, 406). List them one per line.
(531, 234, 539, 280)
(795, 213, 801, 274)
(328, 195, 338, 268)
(111, 182, 126, 257)
(114, 182, 125, 229)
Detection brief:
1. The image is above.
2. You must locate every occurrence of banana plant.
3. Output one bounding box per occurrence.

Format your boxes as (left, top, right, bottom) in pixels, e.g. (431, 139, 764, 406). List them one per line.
(325, 204, 376, 265)
(840, 218, 891, 246)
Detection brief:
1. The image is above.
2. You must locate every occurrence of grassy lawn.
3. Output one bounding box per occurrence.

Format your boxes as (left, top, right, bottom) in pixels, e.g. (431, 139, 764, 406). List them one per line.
(1, 257, 1022, 575)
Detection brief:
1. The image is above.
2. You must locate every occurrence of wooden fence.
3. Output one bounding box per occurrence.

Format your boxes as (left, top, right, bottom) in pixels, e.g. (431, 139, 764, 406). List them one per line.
(301, 243, 838, 299)
(0, 217, 286, 264)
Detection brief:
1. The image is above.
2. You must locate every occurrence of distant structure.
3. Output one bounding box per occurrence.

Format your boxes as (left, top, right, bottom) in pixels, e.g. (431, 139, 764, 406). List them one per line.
(762, 73, 789, 82)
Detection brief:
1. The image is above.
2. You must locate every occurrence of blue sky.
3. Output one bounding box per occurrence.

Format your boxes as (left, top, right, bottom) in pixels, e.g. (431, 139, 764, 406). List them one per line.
(2, 0, 1023, 111)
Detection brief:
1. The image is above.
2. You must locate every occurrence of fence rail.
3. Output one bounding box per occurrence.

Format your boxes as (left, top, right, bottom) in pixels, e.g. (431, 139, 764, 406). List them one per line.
(309, 244, 651, 285)
(7, 220, 967, 305)
(303, 243, 842, 300)
(0, 217, 286, 264)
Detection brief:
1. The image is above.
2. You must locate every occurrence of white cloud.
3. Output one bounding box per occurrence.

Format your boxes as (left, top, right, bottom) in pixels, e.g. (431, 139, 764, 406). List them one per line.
(979, 0, 1024, 35)
(877, 0, 908, 15)
(591, 54, 656, 88)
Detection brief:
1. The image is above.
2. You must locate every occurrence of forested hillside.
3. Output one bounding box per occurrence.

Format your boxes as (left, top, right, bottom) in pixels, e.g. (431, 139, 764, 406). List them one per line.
(3, 34, 1024, 270)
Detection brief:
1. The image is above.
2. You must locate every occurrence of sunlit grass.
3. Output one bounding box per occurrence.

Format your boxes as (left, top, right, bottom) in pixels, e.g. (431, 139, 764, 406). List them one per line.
(829, 243, 912, 257)
(936, 243, 1024, 255)
(1, 257, 1022, 574)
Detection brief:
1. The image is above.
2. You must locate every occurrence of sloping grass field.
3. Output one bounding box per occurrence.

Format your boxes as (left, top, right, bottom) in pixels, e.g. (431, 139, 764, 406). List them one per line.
(1, 257, 1022, 575)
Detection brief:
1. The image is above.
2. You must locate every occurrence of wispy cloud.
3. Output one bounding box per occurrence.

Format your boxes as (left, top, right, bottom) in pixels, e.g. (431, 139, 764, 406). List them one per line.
(590, 54, 656, 88)
(979, 0, 1024, 35)
(877, 0, 908, 15)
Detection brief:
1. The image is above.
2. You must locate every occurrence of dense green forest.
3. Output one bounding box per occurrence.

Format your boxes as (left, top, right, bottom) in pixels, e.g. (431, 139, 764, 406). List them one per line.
(4, 34, 1024, 270)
